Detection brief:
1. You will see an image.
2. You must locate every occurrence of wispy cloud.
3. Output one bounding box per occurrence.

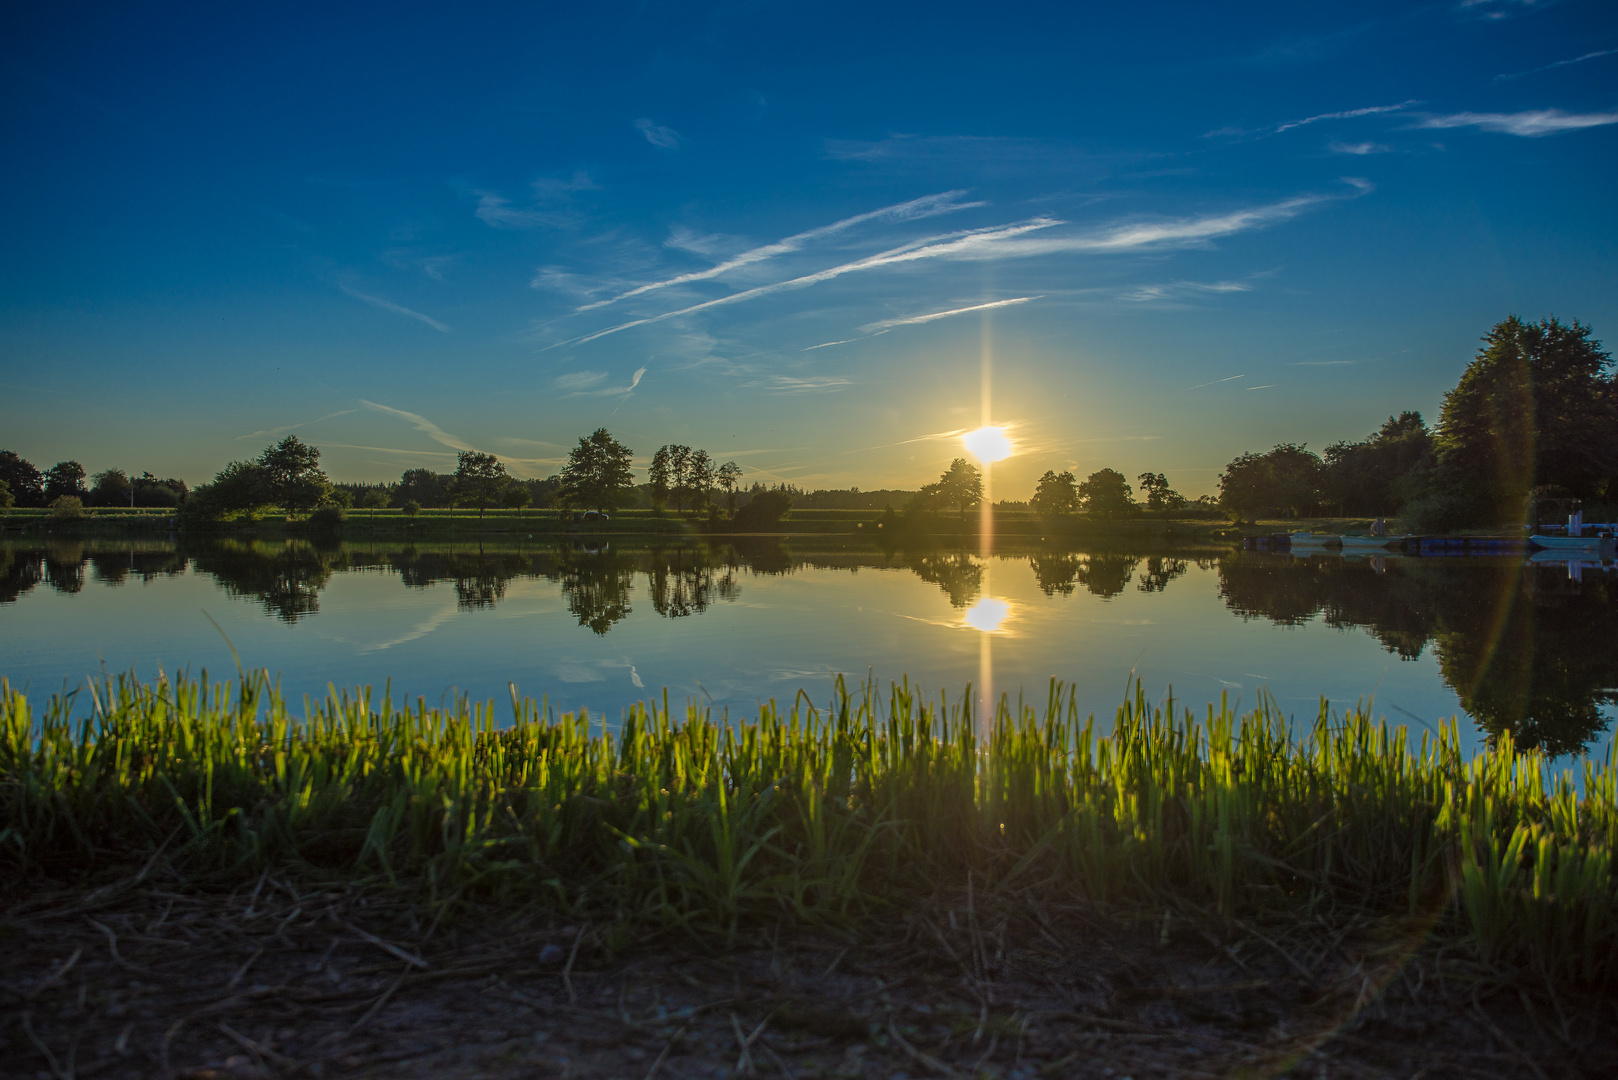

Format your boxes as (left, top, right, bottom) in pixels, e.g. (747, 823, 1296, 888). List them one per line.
(554, 371, 608, 391)
(568, 219, 1059, 345)
(567, 367, 647, 397)
(861, 296, 1040, 332)
(1247, 384, 1279, 390)
(1294, 359, 1361, 366)
(1414, 108, 1618, 136)
(1457, 0, 1558, 22)
(340, 286, 451, 332)
(1328, 140, 1390, 155)
(1180, 374, 1246, 392)
(578, 190, 984, 311)
(1276, 101, 1418, 133)
(635, 117, 681, 149)
(1121, 281, 1252, 303)
(560, 189, 1350, 349)
(236, 409, 357, 441)
(751, 375, 853, 394)
(474, 192, 570, 229)
(1497, 48, 1618, 81)
(359, 400, 478, 452)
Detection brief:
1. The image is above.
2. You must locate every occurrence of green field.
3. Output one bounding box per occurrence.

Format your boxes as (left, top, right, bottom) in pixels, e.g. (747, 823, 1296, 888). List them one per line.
(3, 671, 1612, 985)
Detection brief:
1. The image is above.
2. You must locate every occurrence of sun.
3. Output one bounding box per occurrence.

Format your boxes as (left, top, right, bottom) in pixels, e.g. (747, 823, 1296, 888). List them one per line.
(963, 426, 1013, 463)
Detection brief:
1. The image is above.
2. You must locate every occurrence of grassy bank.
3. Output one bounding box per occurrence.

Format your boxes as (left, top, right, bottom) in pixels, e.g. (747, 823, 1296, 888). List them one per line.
(3, 672, 1614, 986)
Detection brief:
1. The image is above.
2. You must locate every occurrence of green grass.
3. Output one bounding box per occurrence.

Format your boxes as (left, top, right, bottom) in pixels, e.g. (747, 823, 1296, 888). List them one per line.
(2, 672, 1614, 982)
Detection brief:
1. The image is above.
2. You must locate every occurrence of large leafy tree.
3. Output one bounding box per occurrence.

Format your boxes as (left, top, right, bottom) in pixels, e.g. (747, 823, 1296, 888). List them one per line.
(1435, 316, 1616, 521)
(91, 468, 134, 507)
(1078, 468, 1134, 517)
(716, 461, 742, 512)
(0, 451, 44, 507)
(1136, 472, 1187, 511)
(1029, 469, 1079, 517)
(43, 461, 87, 501)
(1218, 444, 1322, 522)
(920, 458, 983, 518)
(1321, 411, 1434, 517)
(258, 436, 331, 518)
(560, 429, 635, 512)
(450, 451, 508, 519)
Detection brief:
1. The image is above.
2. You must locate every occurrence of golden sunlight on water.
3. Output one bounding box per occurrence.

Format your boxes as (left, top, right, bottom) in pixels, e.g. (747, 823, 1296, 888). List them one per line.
(963, 426, 1013, 463)
(964, 596, 1010, 634)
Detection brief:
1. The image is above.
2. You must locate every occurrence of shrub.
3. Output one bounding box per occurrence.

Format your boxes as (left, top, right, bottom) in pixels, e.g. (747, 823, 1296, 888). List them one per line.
(402, 500, 422, 518)
(49, 495, 85, 520)
(307, 505, 347, 530)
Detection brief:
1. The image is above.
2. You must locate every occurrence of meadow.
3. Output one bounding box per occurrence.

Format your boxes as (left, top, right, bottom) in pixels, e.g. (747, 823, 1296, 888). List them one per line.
(4, 669, 1613, 988)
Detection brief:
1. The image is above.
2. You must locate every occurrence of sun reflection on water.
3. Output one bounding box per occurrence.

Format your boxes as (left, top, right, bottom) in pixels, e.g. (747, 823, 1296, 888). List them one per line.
(964, 596, 1010, 634)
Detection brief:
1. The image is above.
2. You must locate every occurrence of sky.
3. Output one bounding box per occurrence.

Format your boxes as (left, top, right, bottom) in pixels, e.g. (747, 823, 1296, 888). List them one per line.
(2, 0, 1616, 498)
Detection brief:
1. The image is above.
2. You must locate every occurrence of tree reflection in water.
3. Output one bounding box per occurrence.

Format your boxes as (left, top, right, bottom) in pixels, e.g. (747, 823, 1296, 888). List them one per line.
(1218, 553, 1618, 755)
(4, 538, 1613, 754)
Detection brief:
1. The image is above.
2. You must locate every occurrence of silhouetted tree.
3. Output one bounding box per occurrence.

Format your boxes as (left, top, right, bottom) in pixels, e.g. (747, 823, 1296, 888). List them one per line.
(450, 451, 508, 519)
(43, 461, 87, 502)
(1029, 470, 1079, 517)
(1321, 412, 1434, 517)
(921, 459, 983, 518)
(560, 429, 635, 512)
(396, 468, 450, 508)
(0, 451, 43, 507)
(258, 436, 331, 519)
(1218, 444, 1321, 521)
(1078, 469, 1133, 517)
(716, 461, 742, 512)
(91, 468, 133, 507)
(1434, 316, 1616, 523)
(1136, 472, 1187, 511)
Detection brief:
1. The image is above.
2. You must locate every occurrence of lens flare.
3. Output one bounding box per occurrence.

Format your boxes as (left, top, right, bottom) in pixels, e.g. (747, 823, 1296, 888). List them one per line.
(963, 426, 1012, 463)
(964, 596, 1009, 634)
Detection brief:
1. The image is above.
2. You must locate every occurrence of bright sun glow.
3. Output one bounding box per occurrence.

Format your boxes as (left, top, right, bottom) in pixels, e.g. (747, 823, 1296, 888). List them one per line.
(964, 597, 1009, 634)
(963, 426, 1013, 463)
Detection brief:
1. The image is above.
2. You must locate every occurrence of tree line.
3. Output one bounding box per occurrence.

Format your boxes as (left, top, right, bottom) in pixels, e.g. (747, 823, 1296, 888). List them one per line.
(0, 454, 188, 512)
(1217, 316, 1618, 528)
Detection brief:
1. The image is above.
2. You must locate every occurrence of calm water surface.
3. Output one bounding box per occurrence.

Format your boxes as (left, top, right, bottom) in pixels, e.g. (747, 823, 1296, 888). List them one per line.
(3, 536, 1615, 757)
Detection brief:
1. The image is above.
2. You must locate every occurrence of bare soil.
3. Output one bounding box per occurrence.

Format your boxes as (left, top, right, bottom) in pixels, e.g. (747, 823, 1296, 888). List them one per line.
(3, 876, 1611, 1080)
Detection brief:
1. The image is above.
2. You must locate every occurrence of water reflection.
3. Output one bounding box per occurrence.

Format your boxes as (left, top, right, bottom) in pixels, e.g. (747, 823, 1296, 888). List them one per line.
(3, 538, 1615, 754)
(1220, 552, 1618, 755)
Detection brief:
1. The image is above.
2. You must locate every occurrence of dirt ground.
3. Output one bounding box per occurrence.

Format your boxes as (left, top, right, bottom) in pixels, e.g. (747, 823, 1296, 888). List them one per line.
(3, 876, 1612, 1080)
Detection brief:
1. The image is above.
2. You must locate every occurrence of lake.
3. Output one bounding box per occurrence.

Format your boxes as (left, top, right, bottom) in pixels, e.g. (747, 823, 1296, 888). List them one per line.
(3, 535, 1615, 757)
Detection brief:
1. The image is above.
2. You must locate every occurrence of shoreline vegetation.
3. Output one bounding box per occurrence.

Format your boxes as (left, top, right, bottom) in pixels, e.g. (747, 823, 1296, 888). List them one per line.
(5, 670, 1614, 987)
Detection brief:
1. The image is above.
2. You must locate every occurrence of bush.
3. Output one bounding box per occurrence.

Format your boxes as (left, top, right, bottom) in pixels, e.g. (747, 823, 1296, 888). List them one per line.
(306, 505, 347, 531)
(1403, 493, 1477, 534)
(402, 500, 422, 518)
(49, 495, 85, 520)
(730, 489, 792, 530)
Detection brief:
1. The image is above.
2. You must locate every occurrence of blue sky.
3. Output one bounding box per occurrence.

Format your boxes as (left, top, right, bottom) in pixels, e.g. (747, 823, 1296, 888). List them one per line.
(3, 0, 1615, 497)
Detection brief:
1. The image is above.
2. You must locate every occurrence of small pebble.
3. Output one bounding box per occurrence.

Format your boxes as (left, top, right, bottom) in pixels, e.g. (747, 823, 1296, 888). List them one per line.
(539, 943, 566, 965)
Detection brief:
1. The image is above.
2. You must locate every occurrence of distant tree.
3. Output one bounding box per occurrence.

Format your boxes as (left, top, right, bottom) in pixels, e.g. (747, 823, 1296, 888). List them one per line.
(91, 468, 134, 507)
(1078, 469, 1134, 517)
(687, 449, 715, 511)
(258, 436, 331, 519)
(649, 446, 676, 512)
(0, 451, 44, 507)
(0, 478, 13, 519)
(1218, 444, 1322, 522)
(1136, 472, 1187, 511)
(1434, 316, 1616, 522)
(560, 429, 636, 512)
(396, 468, 450, 508)
(1029, 470, 1080, 517)
(450, 451, 509, 519)
(503, 483, 532, 523)
(716, 461, 742, 512)
(921, 458, 983, 518)
(132, 473, 187, 507)
(401, 500, 422, 519)
(730, 487, 793, 530)
(43, 461, 87, 502)
(362, 488, 389, 525)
